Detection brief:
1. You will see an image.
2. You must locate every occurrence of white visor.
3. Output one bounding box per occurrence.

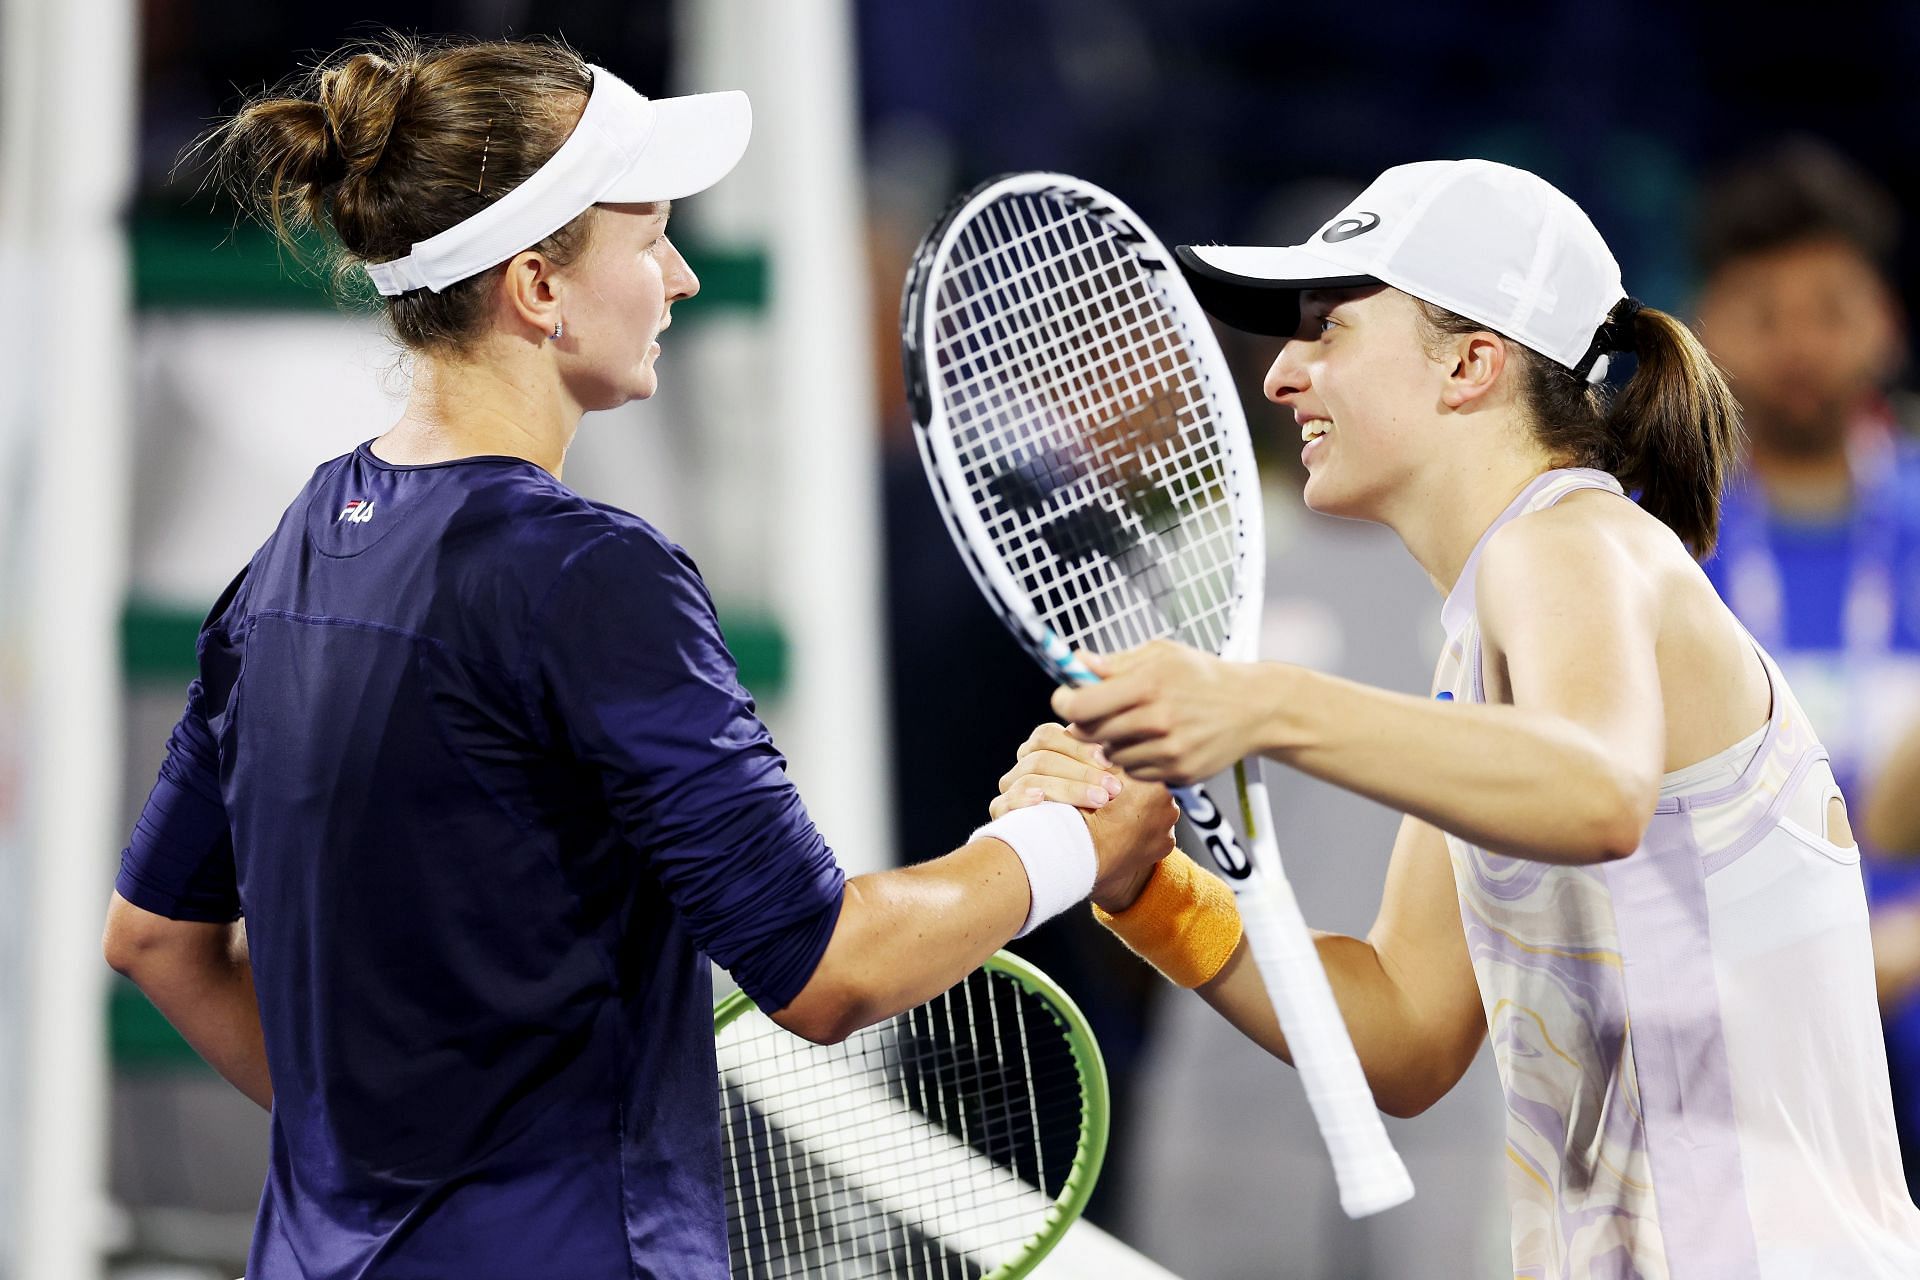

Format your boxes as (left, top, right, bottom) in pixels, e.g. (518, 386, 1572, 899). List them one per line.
(364, 67, 751, 296)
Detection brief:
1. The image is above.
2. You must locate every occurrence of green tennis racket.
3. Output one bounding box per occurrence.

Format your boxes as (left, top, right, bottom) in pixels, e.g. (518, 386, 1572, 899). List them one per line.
(714, 950, 1108, 1279)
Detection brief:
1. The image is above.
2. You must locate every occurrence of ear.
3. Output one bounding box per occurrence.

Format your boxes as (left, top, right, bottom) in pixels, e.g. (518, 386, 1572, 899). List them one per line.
(1439, 331, 1508, 410)
(499, 250, 564, 341)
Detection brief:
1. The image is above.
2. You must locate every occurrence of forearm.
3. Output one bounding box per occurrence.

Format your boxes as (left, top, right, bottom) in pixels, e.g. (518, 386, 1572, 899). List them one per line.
(778, 839, 1029, 1041)
(1196, 930, 1469, 1118)
(121, 938, 272, 1110)
(1254, 666, 1649, 863)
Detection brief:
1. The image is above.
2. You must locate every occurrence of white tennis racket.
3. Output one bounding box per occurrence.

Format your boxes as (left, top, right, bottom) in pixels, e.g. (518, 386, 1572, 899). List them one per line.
(901, 171, 1413, 1218)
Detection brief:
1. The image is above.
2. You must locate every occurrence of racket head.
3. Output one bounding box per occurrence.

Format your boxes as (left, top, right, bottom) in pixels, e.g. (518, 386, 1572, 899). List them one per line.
(713, 951, 1109, 1279)
(903, 171, 1267, 675)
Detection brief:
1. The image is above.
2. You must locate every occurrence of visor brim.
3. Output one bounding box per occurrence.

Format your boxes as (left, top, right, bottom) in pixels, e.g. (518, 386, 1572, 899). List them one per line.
(602, 90, 752, 204)
(1175, 244, 1378, 337)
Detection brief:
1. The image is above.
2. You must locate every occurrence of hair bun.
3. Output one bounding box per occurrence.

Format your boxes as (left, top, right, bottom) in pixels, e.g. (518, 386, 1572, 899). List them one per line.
(317, 52, 415, 178)
(201, 31, 597, 352)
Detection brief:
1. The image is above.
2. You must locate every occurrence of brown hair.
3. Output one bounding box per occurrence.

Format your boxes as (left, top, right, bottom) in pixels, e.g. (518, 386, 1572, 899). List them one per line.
(196, 33, 597, 353)
(1415, 300, 1744, 558)
(1695, 135, 1899, 282)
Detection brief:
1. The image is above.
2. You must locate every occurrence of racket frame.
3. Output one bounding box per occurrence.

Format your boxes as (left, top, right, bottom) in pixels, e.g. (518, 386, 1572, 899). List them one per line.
(902, 171, 1415, 1218)
(713, 950, 1110, 1280)
(902, 171, 1267, 676)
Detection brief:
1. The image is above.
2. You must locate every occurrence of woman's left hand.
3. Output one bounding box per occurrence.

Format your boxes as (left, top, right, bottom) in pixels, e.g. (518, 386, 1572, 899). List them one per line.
(1050, 640, 1271, 786)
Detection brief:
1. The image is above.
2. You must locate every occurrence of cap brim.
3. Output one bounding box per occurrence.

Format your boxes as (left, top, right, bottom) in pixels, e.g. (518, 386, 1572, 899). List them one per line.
(603, 90, 752, 203)
(1175, 244, 1378, 336)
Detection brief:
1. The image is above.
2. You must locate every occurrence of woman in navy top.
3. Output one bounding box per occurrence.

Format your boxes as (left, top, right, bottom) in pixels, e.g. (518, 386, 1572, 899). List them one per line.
(104, 34, 1174, 1280)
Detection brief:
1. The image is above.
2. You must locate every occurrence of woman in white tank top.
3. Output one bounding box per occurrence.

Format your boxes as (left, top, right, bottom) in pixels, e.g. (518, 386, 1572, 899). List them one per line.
(996, 160, 1920, 1278)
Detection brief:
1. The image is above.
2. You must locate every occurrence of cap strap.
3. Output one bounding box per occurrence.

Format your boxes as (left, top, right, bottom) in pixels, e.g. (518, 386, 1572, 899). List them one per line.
(1571, 296, 1643, 383)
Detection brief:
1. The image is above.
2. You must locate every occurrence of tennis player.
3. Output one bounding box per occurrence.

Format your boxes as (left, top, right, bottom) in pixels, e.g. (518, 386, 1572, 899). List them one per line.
(997, 160, 1920, 1276)
(100, 35, 1174, 1280)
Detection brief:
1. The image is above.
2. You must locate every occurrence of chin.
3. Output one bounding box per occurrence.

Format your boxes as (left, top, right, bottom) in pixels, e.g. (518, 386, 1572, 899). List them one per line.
(1300, 467, 1380, 523)
(584, 370, 657, 411)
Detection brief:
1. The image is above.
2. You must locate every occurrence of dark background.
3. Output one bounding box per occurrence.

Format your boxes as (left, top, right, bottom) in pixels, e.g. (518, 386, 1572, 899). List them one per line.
(144, 0, 1920, 345)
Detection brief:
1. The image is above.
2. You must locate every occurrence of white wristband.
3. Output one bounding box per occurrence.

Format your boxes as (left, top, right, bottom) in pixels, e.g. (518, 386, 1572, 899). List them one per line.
(971, 802, 1099, 938)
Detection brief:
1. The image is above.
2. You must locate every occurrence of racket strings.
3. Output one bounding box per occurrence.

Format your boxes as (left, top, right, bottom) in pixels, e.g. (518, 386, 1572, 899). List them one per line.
(928, 189, 1246, 657)
(719, 969, 1086, 1278)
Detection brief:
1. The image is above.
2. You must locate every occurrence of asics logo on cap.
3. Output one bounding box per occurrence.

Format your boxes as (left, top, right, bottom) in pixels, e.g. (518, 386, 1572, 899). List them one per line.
(1321, 212, 1381, 243)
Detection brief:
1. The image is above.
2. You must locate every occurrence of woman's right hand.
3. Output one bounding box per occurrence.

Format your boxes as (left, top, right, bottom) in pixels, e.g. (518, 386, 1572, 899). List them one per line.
(991, 722, 1124, 818)
(994, 723, 1180, 912)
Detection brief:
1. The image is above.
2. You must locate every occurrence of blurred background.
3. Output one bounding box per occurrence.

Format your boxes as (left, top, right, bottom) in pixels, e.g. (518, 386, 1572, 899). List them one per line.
(4, 0, 1920, 1277)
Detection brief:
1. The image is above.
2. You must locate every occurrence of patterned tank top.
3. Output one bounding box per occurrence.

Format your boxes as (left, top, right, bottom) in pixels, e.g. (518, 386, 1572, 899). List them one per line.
(1435, 468, 1920, 1279)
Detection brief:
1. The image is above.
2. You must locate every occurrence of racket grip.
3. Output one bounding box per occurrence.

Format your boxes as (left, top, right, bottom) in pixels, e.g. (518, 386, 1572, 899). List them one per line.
(1040, 629, 1412, 1214)
(1040, 629, 1100, 685)
(1234, 873, 1415, 1218)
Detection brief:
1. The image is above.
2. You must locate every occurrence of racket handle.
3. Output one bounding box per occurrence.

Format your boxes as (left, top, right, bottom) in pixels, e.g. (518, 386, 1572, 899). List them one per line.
(1233, 853, 1415, 1218)
(1039, 629, 1411, 1215)
(1040, 629, 1100, 684)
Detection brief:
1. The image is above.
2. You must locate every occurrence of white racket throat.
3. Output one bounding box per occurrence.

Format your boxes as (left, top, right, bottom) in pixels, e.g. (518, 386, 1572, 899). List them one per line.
(904, 170, 1413, 1219)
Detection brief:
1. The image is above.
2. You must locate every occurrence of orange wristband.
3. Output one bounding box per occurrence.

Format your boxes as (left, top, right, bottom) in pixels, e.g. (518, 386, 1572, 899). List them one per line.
(1091, 849, 1243, 988)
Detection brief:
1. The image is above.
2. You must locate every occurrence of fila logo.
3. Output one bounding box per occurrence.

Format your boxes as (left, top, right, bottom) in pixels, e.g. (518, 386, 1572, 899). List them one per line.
(1321, 211, 1381, 243)
(338, 499, 376, 524)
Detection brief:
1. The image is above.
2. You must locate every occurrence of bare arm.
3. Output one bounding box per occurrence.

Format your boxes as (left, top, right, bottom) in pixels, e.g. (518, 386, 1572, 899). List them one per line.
(1192, 814, 1485, 1117)
(774, 776, 1178, 1044)
(994, 727, 1487, 1117)
(1057, 512, 1666, 865)
(773, 840, 1028, 1043)
(103, 892, 272, 1110)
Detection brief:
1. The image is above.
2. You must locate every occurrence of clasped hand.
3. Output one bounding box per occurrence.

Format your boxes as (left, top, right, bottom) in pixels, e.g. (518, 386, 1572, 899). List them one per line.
(991, 723, 1179, 913)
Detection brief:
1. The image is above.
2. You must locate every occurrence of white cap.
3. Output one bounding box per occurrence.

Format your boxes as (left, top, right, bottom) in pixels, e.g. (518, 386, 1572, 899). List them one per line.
(1177, 159, 1629, 381)
(364, 68, 751, 296)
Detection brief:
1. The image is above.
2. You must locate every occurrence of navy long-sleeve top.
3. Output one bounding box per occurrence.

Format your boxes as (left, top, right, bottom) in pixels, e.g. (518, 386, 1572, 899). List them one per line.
(117, 443, 846, 1279)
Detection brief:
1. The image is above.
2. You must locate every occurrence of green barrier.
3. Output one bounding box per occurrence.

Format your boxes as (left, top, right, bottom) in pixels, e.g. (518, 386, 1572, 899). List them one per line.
(122, 598, 788, 695)
(109, 976, 206, 1072)
(130, 209, 768, 313)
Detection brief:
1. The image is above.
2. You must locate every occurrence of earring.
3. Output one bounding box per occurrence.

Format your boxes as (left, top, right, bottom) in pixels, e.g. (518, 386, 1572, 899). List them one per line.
(551, 320, 564, 341)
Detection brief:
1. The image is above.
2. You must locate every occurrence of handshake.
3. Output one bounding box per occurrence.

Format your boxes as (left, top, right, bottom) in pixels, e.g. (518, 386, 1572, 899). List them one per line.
(984, 723, 1180, 917)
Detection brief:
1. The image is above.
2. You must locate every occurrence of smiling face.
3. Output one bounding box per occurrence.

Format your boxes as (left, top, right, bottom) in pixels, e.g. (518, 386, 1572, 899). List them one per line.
(1265, 286, 1460, 521)
(550, 200, 700, 410)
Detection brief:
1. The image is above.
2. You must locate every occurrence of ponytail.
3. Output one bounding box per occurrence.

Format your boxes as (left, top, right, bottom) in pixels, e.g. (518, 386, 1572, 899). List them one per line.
(1414, 297, 1744, 559)
(1603, 303, 1743, 559)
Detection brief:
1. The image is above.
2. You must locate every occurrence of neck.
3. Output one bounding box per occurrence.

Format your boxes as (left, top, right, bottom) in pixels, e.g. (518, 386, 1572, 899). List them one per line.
(1747, 436, 1853, 519)
(1384, 445, 1561, 597)
(377, 341, 581, 478)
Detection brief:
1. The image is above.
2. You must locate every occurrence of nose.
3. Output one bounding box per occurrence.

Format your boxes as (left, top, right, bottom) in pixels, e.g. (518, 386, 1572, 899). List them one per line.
(664, 236, 700, 303)
(1263, 339, 1311, 405)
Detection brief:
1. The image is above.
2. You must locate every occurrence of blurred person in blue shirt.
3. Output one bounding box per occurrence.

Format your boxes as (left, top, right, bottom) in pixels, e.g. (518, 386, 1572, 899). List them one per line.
(1694, 136, 1920, 1189)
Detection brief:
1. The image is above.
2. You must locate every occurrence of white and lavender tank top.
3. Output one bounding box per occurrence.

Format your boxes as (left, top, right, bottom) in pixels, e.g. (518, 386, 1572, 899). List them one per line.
(1435, 468, 1920, 1279)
